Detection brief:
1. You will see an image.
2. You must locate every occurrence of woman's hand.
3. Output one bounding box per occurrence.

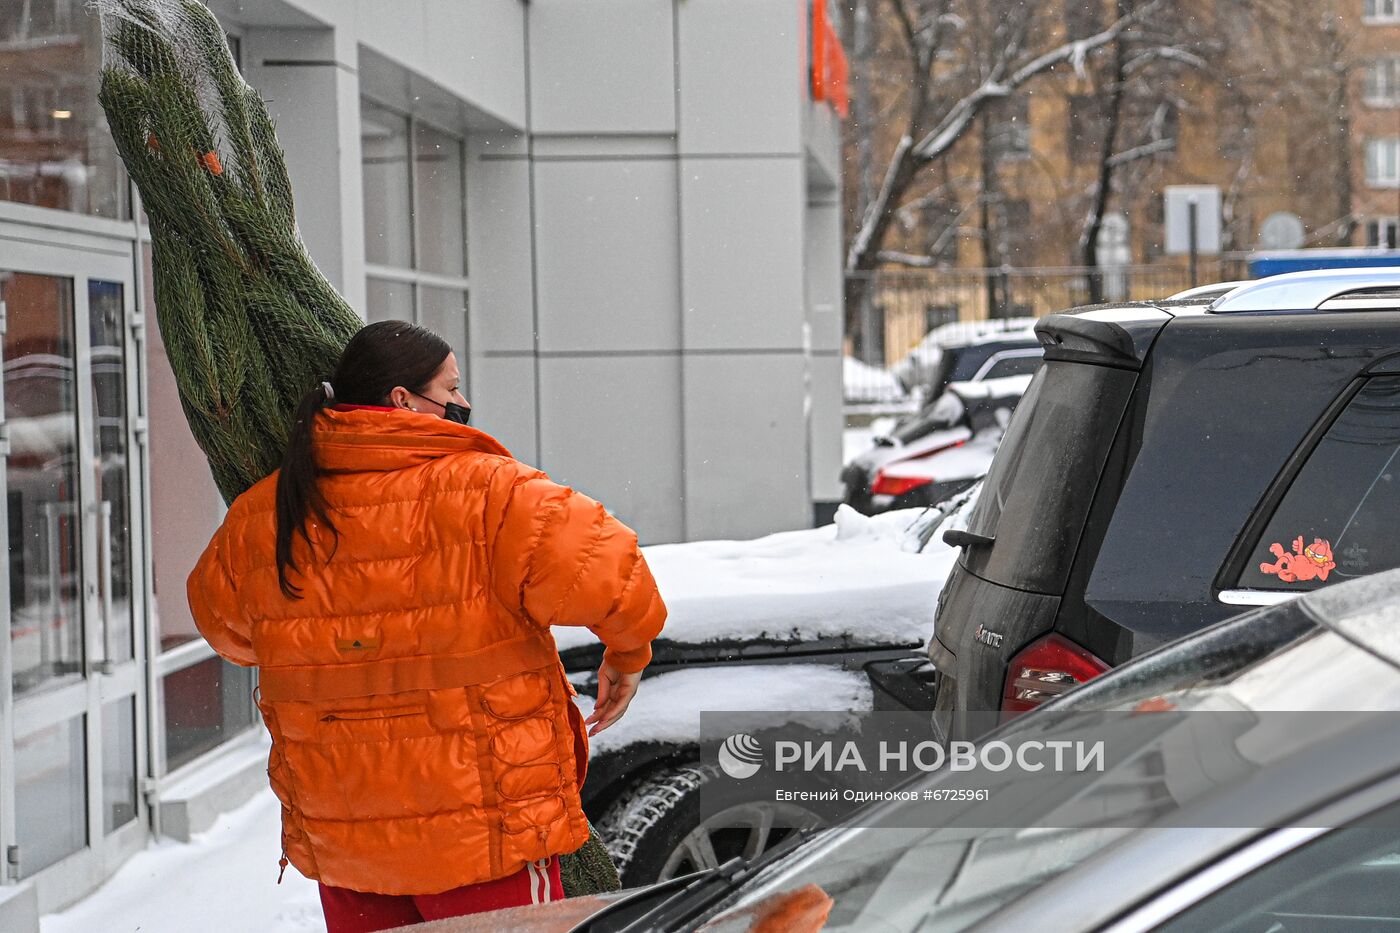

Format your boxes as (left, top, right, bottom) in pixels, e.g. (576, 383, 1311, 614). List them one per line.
(584, 662, 641, 736)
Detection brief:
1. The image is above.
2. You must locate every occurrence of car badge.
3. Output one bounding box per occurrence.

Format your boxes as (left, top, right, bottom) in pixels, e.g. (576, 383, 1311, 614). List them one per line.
(973, 624, 1004, 648)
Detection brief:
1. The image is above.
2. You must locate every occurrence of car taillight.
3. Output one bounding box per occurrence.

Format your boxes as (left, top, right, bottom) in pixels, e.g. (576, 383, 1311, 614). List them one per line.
(870, 472, 932, 496)
(870, 439, 966, 497)
(1001, 634, 1108, 721)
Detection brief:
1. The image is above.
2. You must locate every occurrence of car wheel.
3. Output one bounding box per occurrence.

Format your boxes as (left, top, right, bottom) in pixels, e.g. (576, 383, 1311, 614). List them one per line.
(596, 763, 822, 887)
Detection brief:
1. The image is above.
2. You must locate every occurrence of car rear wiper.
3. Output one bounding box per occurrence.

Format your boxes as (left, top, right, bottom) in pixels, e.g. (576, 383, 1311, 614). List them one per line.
(942, 528, 995, 548)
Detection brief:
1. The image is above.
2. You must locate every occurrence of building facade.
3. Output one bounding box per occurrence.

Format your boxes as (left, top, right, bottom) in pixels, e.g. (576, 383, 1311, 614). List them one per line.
(0, 0, 845, 923)
(1355, 0, 1400, 246)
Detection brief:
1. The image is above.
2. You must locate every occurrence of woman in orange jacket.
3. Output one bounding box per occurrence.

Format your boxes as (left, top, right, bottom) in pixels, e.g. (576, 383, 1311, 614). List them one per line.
(187, 320, 666, 932)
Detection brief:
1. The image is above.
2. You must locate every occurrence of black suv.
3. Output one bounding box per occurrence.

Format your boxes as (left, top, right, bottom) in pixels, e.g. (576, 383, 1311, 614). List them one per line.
(929, 269, 1400, 740)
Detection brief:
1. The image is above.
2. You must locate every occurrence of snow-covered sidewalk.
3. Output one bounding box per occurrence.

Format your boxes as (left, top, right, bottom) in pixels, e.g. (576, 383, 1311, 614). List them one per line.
(42, 789, 320, 933)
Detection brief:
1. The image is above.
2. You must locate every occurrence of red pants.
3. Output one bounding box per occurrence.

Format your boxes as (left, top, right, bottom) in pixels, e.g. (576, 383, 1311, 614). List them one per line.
(318, 857, 563, 932)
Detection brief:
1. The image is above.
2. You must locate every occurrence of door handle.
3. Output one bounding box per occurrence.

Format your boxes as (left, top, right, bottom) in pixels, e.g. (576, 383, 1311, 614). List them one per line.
(89, 500, 115, 676)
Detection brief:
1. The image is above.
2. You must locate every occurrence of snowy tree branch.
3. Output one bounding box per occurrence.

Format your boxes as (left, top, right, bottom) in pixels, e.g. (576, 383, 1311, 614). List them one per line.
(911, 1, 1161, 162)
(1123, 45, 1209, 75)
(847, 135, 914, 274)
(876, 250, 950, 268)
(1106, 137, 1176, 166)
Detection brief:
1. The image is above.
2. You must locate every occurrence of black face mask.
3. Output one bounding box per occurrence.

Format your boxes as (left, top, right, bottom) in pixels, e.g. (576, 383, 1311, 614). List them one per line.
(411, 390, 471, 425)
(441, 401, 472, 426)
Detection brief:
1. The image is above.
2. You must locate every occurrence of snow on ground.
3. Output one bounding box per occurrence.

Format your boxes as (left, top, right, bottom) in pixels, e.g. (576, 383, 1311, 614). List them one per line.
(553, 505, 957, 655)
(42, 789, 321, 933)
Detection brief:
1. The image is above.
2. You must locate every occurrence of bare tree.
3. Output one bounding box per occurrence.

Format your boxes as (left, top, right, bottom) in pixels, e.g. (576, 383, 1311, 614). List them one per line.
(1077, 1, 1209, 302)
(843, 0, 1166, 338)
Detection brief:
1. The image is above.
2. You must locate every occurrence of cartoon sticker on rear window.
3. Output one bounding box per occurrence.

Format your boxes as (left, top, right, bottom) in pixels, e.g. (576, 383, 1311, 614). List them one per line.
(1259, 535, 1335, 583)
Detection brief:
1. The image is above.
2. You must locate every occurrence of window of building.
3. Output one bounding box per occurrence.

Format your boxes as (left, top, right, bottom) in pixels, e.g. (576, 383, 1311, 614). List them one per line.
(1366, 138, 1400, 187)
(925, 303, 959, 333)
(1217, 95, 1253, 160)
(161, 655, 257, 774)
(920, 198, 961, 266)
(361, 97, 470, 367)
(989, 97, 1031, 161)
(1366, 217, 1400, 248)
(1235, 376, 1400, 592)
(1001, 198, 1034, 262)
(0, 0, 128, 217)
(1365, 0, 1400, 21)
(1065, 0, 1104, 37)
(1365, 58, 1400, 105)
(1067, 94, 1106, 147)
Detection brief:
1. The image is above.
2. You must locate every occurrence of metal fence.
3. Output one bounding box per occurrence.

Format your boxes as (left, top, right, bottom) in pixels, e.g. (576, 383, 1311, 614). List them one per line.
(843, 260, 1250, 405)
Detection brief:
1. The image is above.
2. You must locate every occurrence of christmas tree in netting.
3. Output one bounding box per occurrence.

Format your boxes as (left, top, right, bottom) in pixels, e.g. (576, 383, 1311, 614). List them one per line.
(95, 0, 620, 896)
(97, 0, 360, 503)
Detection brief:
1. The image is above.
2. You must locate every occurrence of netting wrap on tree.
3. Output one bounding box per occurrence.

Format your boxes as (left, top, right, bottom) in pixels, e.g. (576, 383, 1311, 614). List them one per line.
(97, 0, 361, 503)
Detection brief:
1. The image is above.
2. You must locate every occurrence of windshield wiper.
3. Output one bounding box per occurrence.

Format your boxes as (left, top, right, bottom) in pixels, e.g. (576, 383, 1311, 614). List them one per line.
(574, 828, 824, 933)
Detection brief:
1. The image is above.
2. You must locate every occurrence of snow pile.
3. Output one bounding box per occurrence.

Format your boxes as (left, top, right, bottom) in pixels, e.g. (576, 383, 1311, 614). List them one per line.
(577, 664, 875, 756)
(554, 506, 957, 654)
(843, 355, 908, 404)
(42, 791, 321, 933)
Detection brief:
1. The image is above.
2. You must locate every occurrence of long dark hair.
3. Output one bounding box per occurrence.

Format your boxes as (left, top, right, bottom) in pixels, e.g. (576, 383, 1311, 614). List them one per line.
(275, 320, 452, 597)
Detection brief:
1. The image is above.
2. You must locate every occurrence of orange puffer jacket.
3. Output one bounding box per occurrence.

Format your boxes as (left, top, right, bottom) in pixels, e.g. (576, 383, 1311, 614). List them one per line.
(187, 408, 666, 895)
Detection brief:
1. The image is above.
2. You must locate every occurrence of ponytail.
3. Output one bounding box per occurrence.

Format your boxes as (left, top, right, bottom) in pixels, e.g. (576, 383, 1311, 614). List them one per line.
(273, 320, 450, 598)
(274, 381, 340, 598)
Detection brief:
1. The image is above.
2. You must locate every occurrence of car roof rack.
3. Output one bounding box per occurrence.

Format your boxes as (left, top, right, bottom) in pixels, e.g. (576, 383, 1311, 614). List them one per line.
(1209, 267, 1400, 313)
(1167, 281, 1252, 302)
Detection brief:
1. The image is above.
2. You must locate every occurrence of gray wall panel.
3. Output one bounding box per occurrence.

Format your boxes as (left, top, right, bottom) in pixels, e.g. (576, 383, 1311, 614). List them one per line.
(805, 196, 844, 353)
(528, 0, 676, 135)
(681, 158, 805, 351)
(245, 28, 355, 298)
(683, 353, 810, 540)
(467, 136, 536, 353)
(421, 0, 528, 126)
(808, 353, 845, 502)
(533, 160, 682, 352)
(677, 0, 802, 155)
(469, 354, 539, 467)
(538, 355, 684, 544)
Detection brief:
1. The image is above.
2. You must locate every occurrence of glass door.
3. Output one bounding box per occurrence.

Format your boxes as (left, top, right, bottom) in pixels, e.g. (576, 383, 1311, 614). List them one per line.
(0, 233, 147, 908)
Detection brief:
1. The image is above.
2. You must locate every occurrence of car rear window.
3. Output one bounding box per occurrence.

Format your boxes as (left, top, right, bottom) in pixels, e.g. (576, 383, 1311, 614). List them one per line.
(963, 359, 1137, 593)
(1236, 376, 1400, 593)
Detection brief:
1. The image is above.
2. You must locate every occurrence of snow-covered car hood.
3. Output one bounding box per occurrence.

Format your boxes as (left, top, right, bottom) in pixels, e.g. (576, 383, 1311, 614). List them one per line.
(577, 664, 876, 756)
(552, 506, 961, 655)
